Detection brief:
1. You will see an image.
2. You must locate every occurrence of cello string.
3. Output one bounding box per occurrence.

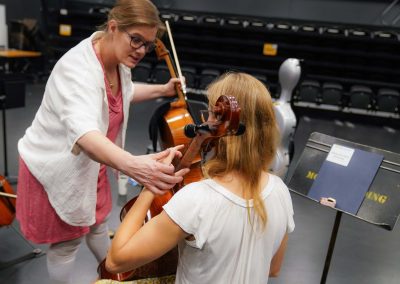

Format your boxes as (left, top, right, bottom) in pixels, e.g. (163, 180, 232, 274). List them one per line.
(165, 20, 187, 95)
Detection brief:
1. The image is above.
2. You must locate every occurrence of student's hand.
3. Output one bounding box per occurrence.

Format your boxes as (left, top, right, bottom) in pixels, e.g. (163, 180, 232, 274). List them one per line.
(126, 146, 189, 195)
(163, 77, 186, 97)
(160, 145, 184, 165)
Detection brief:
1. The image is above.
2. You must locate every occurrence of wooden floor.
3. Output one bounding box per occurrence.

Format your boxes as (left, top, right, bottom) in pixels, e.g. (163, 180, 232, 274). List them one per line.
(1, 83, 400, 284)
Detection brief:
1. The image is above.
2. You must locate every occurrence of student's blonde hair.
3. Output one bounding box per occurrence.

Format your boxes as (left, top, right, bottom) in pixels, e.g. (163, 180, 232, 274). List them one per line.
(204, 72, 280, 229)
(99, 0, 165, 36)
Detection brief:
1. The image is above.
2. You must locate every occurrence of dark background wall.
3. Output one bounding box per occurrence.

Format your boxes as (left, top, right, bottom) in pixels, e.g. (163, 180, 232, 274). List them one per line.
(0, 0, 400, 28)
(0, 0, 42, 23)
(156, 0, 400, 28)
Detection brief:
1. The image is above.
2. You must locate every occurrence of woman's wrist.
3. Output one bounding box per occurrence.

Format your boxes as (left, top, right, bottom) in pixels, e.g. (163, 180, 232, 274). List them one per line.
(118, 151, 136, 175)
(160, 83, 170, 98)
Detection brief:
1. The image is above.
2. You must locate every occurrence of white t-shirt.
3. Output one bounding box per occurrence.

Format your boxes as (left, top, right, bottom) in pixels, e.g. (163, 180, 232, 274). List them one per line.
(163, 174, 295, 284)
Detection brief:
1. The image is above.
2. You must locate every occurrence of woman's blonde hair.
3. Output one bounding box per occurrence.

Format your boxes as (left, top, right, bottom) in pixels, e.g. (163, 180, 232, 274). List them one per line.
(99, 0, 165, 36)
(203, 72, 280, 229)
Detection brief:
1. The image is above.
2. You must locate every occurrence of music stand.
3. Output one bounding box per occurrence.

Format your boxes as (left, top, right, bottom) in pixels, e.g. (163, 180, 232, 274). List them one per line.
(287, 132, 400, 284)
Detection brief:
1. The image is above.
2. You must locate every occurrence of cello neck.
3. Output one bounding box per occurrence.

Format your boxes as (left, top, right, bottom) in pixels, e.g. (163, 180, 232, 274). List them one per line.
(155, 38, 187, 108)
(175, 132, 210, 172)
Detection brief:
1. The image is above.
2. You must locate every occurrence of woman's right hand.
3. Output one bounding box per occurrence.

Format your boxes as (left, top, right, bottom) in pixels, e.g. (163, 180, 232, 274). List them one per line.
(77, 131, 188, 194)
(125, 147, 189, 195)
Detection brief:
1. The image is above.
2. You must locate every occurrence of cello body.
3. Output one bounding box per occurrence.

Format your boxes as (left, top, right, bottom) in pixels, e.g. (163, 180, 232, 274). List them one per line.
(0, 175, 16, 226)
(271, 58, 301, 179)
(159, 107, 193, 149)
(158, 106, 203, 187)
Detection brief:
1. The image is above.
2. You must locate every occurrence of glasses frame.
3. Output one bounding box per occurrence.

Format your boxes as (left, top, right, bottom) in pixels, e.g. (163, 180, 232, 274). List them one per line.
(124, 30, 156, 53)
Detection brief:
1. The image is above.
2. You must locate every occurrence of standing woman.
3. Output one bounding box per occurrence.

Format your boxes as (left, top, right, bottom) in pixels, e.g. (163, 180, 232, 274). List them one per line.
(105, 72, 295, 283)
(16, 0, 188, 283)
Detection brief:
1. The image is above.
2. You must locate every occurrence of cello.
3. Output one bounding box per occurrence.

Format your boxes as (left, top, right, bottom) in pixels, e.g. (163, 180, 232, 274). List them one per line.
(148, 21, 203, 203)
(150, 37, 204, 200)
(0, 175, 17, 226)
(271, 58, 301, 179)
(98, 95, 244, 281)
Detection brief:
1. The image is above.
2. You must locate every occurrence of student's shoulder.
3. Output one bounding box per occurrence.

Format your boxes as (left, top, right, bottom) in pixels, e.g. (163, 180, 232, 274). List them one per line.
(268, 174, 291, 197)
(179, 179, 212, 193)
(269, 174, 294, 214)
(269, 174, 287, 189)
(174, 179, 214, 200)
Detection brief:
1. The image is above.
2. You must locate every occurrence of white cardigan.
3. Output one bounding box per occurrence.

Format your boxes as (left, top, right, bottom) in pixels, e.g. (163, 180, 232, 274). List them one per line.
(18, 32, 135, 226)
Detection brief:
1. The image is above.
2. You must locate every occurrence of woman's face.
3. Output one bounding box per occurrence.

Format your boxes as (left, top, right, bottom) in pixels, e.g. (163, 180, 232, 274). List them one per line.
(110, 22, 157, 68)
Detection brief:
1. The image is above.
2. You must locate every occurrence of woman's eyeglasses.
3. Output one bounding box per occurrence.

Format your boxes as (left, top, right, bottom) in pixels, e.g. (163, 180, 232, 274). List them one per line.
(124, 31, 156, 53)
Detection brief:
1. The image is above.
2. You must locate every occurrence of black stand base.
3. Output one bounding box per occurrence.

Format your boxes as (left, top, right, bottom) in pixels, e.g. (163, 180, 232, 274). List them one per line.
(0, 248, 45, 270)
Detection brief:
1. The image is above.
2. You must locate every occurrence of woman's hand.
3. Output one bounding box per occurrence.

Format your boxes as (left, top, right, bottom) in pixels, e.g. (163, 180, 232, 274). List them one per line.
(124, 146, 189, 195)
(131, 77, 186, 103)
(77, 132, 188, 195)
(106, 145, 190, 274)
(163, 77, 186, 97)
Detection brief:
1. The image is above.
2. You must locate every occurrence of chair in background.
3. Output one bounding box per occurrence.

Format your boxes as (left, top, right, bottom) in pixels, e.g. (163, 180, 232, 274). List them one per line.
(152, 64, 170, 84)
(186, 99, 209, 125)
(179, 14, 198, 23)
(0, 78, 26, 109)
(347, 28, 370, 39)
(252, 73, 268, 87)
(321, 82, 343, 106)
(322, 26, 346, 37)
(186, 90, 208, 103)
(132, 62, 152, 83)
(198, 68, 220, 90)
(376, 88, 400, 113)
(373, 31, 398, 41)
(299, 24, 319, 34)
(349, 85, 373, 109)
(181, 66, 197, 89)
(297, 80, 320, 103)
(249, 19, 265, 28)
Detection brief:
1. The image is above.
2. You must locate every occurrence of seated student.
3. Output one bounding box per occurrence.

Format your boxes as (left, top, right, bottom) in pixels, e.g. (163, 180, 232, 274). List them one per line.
(105, 72, 295, 283)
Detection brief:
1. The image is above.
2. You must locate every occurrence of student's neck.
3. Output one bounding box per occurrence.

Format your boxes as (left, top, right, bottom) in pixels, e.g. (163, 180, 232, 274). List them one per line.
(214, 172, 246, 198)
(213, 171, 269, 199)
